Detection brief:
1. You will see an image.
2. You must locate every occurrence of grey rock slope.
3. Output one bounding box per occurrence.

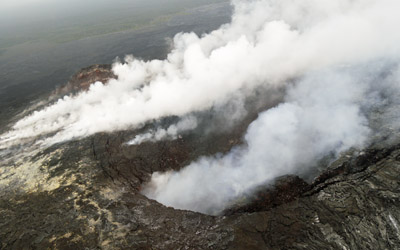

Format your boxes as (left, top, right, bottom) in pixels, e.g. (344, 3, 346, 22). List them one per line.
(1, 66, 400, 249)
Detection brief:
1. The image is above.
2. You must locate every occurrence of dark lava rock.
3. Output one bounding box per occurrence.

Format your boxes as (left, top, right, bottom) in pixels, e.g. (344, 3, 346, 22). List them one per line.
(1, 66, 400, 249)
(224, 175, 311, 215)
(54, 64, 116, 96)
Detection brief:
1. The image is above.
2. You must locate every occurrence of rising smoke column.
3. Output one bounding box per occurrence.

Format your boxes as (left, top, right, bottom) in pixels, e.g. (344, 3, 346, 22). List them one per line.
(126, 116, 198, 145)
(1, 0, 400, 147)
(143, 63, 400, 214)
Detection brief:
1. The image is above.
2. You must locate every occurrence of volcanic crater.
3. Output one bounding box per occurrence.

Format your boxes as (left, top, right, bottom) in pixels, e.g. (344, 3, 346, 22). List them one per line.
(1, 65, 400, 250)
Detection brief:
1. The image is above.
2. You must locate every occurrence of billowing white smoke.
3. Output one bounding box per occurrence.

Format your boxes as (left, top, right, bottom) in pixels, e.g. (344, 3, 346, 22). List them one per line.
(143, 64, 400, 214)
(127, 116, 197, 145)
(1, 0, 400, 214)
(1, 0, 400, 147)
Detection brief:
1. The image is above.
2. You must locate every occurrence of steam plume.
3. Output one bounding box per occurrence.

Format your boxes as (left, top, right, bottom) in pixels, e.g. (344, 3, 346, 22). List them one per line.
(127, 116, 197, 145)
(1, 0, 400, 214)
(1, 0, 400, 146)
(143, 63, 400, 214)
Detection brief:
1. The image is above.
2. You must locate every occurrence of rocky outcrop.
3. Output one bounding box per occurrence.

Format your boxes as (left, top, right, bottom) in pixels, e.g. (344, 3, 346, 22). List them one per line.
(54, 64, 116, 96)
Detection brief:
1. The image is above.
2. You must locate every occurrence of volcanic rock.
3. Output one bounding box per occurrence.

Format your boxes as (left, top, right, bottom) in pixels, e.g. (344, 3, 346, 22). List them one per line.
(1, 66, 400, 249)
(54, 64, 116, 96)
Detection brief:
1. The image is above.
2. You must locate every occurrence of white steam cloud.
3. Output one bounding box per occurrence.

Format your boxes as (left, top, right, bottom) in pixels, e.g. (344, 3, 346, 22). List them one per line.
(1, 0, 400, 147)
(144, 63, 400, 214)
(126, 116, 197, 145)
(1, 0, 400, 215)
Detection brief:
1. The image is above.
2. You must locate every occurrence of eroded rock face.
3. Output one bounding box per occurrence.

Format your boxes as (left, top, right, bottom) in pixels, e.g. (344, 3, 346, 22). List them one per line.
(1, 66, 400, 249)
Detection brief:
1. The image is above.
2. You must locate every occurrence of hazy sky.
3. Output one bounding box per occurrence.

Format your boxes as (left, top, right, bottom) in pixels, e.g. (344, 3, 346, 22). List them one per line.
(0, 0, 226, 44)
(0, 0, 145, 23)
(0, 0, 141, 10)
(0, 0, 50, 9)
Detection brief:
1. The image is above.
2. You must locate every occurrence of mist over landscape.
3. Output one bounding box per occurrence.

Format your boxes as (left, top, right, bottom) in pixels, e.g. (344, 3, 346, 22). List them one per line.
(0, 0, 230, 131)
(1, 0, 400, 249)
